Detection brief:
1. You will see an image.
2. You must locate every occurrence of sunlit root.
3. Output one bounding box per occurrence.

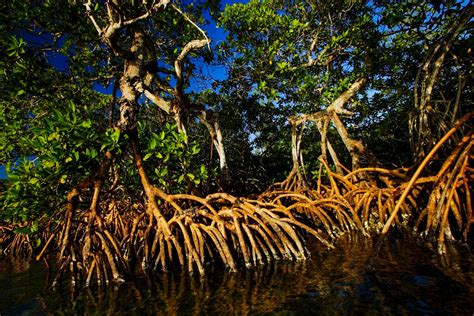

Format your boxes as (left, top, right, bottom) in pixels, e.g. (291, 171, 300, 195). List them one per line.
(1, 113, 472, 287)
(414, 133, 473, 253)
(381, 112, 473, 253)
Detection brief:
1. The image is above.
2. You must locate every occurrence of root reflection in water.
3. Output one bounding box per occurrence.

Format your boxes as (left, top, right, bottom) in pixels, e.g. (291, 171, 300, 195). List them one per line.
(16, 234, 471, 315)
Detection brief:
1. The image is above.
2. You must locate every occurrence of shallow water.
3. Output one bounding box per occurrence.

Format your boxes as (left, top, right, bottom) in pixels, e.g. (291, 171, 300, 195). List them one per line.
(1, 234, 473, 315)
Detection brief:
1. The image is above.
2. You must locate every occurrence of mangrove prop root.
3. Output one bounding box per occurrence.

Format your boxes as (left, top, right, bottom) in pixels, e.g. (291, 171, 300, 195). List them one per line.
(382, 112, 473, 235)
(0, 113, 472, 285)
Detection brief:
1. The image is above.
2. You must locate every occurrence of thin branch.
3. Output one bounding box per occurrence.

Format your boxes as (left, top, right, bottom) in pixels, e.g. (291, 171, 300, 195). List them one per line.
(175, 39, 207, 93)
(449, 49, 466, 124)
(84, 0, 103, 35)
(170, 2, 211, 52)
(135, 81, 172, 114)
(123, 0, 171, 26)
(106, 1, 123, 25)
(329, 76, 366, 114)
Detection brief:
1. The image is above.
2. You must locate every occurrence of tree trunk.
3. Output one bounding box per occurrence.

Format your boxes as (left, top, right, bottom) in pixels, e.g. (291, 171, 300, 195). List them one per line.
(289, 75, 374, 171)
(315, 117, 343, 174)
(329, 111, 367, 169)
(198, 111, 230, 188)
(410, 6, 472, 163)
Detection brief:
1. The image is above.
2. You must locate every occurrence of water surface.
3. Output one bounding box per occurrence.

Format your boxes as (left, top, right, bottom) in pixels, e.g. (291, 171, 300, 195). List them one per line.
(1, 234, 473, 315)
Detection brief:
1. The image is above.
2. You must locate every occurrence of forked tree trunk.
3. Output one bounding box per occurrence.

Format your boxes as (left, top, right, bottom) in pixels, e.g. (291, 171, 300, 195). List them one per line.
(289, 75, 374, 172)
(282, 120, 307, 190)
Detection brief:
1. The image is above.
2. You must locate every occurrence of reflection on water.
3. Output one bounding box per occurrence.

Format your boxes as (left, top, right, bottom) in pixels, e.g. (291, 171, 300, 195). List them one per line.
(1, 234, 473, 315)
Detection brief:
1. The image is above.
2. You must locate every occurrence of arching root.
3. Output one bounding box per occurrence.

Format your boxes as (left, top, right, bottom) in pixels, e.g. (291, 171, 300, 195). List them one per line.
(1, 113, 472, 286)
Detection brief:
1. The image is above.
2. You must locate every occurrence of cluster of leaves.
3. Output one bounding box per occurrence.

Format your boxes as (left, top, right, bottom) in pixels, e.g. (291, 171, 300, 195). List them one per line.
(0, 0, 112, 223)
(219, 0, 375, 106)
(1, 97, 112, 223)
(140, 121, 208, 194)
(1, 93, 211, 222)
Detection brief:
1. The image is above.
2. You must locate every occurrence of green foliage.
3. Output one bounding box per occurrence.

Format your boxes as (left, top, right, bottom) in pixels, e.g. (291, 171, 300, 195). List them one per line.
(1, 0, 471, 225)
(219, 0, 375, 108)
(1, 159, 52, 222)
(0, 0, 220, 224)
(218, 0, 471, 169)
(0, 0, 114, 223)
(1, 97, 111, 223)
(139, 121, 207, 194)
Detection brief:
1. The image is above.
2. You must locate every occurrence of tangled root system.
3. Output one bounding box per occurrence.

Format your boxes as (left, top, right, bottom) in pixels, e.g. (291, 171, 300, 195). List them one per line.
(1, 113, 472, 287)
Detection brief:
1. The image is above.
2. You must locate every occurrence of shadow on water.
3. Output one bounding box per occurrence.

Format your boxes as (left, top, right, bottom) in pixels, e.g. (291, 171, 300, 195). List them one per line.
(1, 234, 473, 315)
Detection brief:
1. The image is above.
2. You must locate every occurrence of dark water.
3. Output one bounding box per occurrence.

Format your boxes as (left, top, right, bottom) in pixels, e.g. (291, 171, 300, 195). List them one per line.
(1, 234, 473, 315)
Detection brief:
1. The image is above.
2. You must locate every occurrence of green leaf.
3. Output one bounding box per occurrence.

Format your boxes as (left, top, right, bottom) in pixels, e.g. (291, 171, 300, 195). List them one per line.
(31, 222, 38, 233)
(191, 144, 200, 155)
(70, 100, 76, 113)
(48, 132, 60, 141)
(81, 120, 92, 128)
(160, 168, 167, 177)
(111, 130, 120, 143)
(150, 138, 157, 150)
(34, 238, 42, 248)
(144, 153, 152, 161)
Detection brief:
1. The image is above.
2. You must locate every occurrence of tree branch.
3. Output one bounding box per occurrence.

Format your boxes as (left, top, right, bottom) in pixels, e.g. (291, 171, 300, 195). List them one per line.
(123, 0, 171, 26)
(174, 39, 207, 94)
(170, 3, 211, 52)
(83, 0, 103, 35)
(135, 81, 171, 114)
